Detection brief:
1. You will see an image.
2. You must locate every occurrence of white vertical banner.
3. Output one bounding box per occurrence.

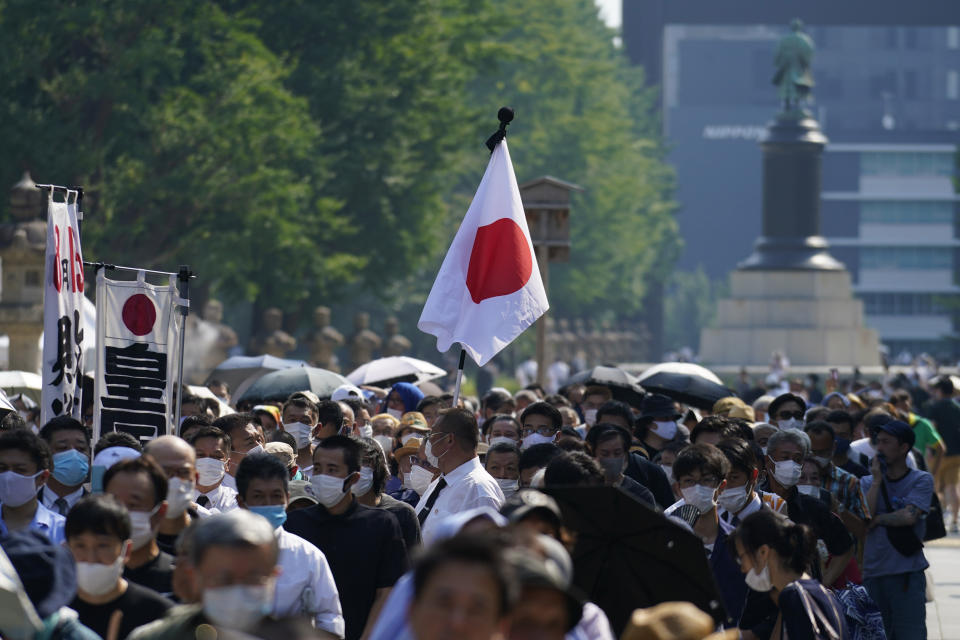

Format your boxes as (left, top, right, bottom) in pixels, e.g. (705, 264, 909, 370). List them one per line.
(93, 269, 184, 446)
(41, 190, 85, 425)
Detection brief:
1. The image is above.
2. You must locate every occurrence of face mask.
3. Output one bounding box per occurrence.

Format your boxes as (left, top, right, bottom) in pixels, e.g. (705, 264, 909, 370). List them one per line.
(387, 408, 403, 420)
(203, 582, 275, 631)
(351, 467, 374, 496)
(597, 457, 626, 482)
(373, 435, 394, 455)
(521, 432, 555, 450)
(651, 420, 678, 440)
(284, 422, 313, 450)
(583, 409, 598, 426)
(310, 473, 349, 508)
(779, 418, 804, 431)
(681, 484, 717, 513)
(400, 432, 418, 446)
(834, 437, 851, 456)
(244, 444, 266, 457)
(488, 436, 517, 448)
(165, 477, 195, 518)
(425, 435, 450, 467)
(76, 552, 126, 596)
(0, 470, 41, 507)
(52, 449, 89, 486)
(761, 446, 768, 457)
(129, 505, 161, 550)
(196, 458, 226, 486)
(402, 471, 413, 490)
(798, 484, 821, 498)
(496, 478, 519, 499)
(358, 424, 373, 438)
(409, 465, 435, 495)
(770, 458, 802, 488)
(812, 455, 831, 469)
(659, 464, 673, 484)
(745, 563, 772, 592)
(717, 485, 750, 513)
(248, 504, 288, 529)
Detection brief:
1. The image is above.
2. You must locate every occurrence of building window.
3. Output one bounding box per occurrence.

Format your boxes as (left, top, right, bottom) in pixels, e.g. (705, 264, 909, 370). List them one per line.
(948, 27, 960, 50)
(860, 292, 949, 315)
(861, 151, 954, 177)
(860, 201, 953, 224)
(860, 247, 952, 270)
(24, 270, 41, 287)
(948, 70, 959, 100)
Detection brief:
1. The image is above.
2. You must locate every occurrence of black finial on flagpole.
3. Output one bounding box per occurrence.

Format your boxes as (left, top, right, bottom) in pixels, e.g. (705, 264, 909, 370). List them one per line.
(486, 106, 514, 151)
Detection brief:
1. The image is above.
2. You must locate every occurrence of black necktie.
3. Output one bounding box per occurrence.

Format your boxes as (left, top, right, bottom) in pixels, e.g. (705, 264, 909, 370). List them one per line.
(53, 498, 70, 517)
(196, 495, 210, 507)
(418, 478, 448, 526)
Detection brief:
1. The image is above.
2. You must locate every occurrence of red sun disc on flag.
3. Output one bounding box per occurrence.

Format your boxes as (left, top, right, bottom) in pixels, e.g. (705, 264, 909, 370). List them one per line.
(122, 294, 157, 336)
(466, 218, 533, 304)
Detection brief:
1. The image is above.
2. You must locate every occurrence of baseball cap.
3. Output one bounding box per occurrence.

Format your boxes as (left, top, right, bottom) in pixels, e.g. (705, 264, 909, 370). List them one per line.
(876, 420, 916, 448)
(288, 480, 318, 506)
(332, 384, 364, 402)
(500, 489, 562, 528)
(264, 441, 296, 468)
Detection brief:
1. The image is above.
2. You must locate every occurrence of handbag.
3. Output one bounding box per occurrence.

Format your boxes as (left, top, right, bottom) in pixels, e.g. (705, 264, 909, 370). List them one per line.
(879, 476, 924, 557)
(923, 491, 946, 541)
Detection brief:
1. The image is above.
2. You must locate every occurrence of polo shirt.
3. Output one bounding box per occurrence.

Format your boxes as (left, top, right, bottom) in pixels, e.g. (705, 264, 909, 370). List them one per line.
(0, 501, 66, 544)
(284, 498, 407, 640)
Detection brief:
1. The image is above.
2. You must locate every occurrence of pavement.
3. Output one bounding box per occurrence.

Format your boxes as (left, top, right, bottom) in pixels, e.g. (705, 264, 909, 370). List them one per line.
(926, 533, 960, 639)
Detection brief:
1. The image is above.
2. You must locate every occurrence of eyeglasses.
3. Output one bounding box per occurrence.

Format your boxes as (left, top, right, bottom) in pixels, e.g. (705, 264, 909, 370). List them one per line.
(521, 426, 558, 437)
(777, 411, 804, 420)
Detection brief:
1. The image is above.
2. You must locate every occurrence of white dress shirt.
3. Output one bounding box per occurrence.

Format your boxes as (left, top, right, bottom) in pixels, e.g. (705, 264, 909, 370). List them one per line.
(221, 473, 237, 489)
(39, 484, 85, 514)
(275, 528, 345, 637)
(415, 456, 504, 544)
(194, 483, 238, 513)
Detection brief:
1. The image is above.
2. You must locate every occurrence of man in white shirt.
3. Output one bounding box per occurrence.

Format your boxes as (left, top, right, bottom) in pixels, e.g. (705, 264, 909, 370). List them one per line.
(38, 417, 91, 515)
(415, 408, 504, 544)
(235, 451, 344, 638)
(187, 426, 238, 512)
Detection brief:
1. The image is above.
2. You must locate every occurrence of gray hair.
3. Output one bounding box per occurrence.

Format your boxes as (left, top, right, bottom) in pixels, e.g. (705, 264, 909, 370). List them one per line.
(767, 429, 811, 458)
(189, 510, 279, 566)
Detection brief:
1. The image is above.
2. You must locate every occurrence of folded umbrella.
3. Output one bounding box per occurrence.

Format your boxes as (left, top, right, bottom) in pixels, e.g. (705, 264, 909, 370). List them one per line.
(205, 355, 307, 400)
(236, 366, 350, 404)
(636, 363, 733, 410)
(347, 356, 446, 388)
(539, 485, 726, 635)
(564, 366, 645, 408)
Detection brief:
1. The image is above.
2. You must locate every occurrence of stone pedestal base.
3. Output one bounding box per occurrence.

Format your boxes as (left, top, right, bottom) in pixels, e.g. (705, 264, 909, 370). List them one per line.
(699, 270, 880, 367)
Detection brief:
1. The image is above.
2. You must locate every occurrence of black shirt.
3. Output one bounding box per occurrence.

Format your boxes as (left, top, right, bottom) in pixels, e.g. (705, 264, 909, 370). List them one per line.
(625, 452, 675, 509)
(379, 493, 422, 551)
(619, 476, 656, 508)
(71, 581, 173, 640)
(155, 509, 200, 556)
(123, 550, 174, 598)
(926, 398, 960, 455)
(784, 488, 854, 557)
(284, 498, 407, 640)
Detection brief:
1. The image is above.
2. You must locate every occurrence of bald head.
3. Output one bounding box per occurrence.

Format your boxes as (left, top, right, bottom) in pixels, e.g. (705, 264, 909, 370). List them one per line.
(144, 435, 197, 481)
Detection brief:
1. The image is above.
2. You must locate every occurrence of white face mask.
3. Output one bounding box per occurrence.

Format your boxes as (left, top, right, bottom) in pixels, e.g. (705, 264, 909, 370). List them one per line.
(651, 420, 678, 440)
(770, 458, 803, 488)
(409, 465, 435, 495)
(310, 473, 349, 508)
(400, 432, 418, 446)
(778, 418, 804, 431)
(744, 563, 773, 592)
(358, 424, 374, 438)
(521, 432, 555, 450)
(373, 435, 394, 456)
(76, 551, 127, 596)
(284, 422, 313, 450)
(717, 485, 750, 514)
(0, 470, 41, 507)
(165, 477, 194, 518)
(351, 467, 374, 496)
(496, 477, 519, 499)
(681, 484, 717, 513)
(812, 455, 831, 469)
(659, 464, 673, 484)
(386, 408, 403, 420)
(583, 409, 598, 426)
(425, 434, 450, 467)
(129, 505, 161, 550)
(195, 458, 226, 486)
(798, 484, 821, 498)
(488, 436, 518, 448)
(244, 444, 266, 457)
(203, 582, 275, 631)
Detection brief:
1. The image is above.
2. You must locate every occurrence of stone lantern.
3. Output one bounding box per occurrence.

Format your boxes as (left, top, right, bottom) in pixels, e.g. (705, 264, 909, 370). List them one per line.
(519, 176, 582, 384)
(0, 172, 48, 372)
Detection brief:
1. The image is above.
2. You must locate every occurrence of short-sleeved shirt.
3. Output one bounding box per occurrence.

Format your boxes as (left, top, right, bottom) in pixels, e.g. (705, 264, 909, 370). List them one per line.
(415, 457, 503, 544)
(778, 579, 847, 640)
(123, 550, 174, 598)
(860, 469, 933, 577)
(284, 498, 407, 640)
(925, 398, 960, 455)
(274, 528, 344, 636)
(379, 493, 421, 551)
(71, 581, 174, 639)
(908, 412, 944, 455)
(820, 464, 870, 520)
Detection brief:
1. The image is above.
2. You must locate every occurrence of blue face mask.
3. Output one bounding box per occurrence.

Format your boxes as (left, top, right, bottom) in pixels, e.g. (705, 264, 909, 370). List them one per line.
(248, 504, 287, 530)
(52, 449, 90, 486)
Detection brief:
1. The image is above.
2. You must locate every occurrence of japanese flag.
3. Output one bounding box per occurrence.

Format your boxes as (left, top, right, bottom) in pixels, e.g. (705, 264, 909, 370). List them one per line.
(418, 139, 548, 366)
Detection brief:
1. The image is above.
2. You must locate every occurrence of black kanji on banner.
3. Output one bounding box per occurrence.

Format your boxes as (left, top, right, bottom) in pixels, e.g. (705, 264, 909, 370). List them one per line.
(99, 342, 168, 445)
(49, 308, 84, 416)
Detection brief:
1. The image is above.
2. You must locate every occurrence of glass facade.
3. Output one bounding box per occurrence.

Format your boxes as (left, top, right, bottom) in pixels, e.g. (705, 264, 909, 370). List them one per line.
(860, 200, 954, 224)
(860, 246, 952, 270)
(860, 151, 955, 177)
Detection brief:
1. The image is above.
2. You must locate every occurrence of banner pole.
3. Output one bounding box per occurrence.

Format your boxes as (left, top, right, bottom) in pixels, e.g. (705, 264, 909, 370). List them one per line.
(451, 348, 467, 408)
(174, 265, 192, 434)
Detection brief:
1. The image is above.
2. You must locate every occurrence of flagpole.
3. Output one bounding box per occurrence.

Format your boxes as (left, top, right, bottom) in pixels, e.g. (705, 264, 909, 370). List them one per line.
(451, 348, 467, 408)
(174, 265, 193, 433)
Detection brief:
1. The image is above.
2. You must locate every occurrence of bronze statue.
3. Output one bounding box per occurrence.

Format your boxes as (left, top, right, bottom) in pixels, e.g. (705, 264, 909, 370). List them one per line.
(306, 306, 344, 370)
(773, 19, 815, 113)
(348, 312, 381, 369)
(248, 307, 297, 358)
(382, 316, 411, 357)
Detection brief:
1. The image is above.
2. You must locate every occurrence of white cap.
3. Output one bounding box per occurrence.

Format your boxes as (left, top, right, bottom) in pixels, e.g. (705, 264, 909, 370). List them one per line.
(332, 384, 364, 402)
(92, 445, 141, 470)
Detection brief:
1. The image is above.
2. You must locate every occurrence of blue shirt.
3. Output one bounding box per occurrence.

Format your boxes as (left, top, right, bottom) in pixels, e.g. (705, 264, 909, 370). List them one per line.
(0, 501, 66, 545)
(860, 469, 933, 577)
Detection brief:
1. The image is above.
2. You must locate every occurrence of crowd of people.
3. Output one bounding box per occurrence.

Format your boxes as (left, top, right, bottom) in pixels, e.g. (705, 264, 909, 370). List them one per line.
(0, 366, 952, 640)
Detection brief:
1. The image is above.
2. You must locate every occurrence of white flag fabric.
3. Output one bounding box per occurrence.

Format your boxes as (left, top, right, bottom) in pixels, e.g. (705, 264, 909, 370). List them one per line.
(419, 140, 548, 366)
(41, 191, 85, 424)
(93, 269, 184, 446)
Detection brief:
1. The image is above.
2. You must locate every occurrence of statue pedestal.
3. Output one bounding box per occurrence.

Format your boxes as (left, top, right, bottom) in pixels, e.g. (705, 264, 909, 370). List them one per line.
(699, 270, 880, 366)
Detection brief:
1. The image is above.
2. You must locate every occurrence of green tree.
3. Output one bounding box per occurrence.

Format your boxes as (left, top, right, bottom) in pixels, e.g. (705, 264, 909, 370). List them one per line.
(663, 267, 726, 353)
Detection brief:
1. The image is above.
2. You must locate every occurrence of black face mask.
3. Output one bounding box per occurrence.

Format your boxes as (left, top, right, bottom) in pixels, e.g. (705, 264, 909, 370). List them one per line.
(834, 436, 851, 456)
